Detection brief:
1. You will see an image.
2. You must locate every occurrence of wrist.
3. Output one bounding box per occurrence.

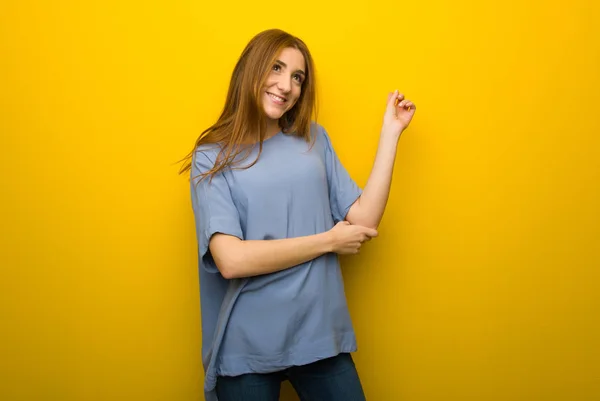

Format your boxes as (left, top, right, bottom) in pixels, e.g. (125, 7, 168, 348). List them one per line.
(319, 230, 334, 253)
(379, 130, 401, 146)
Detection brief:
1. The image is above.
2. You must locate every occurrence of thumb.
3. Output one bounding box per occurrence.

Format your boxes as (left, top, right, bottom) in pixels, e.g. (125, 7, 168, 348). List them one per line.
(366, 228, 379, 237)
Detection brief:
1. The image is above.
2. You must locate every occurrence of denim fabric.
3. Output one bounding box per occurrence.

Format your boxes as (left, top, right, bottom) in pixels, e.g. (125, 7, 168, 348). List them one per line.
(216, 353, 367, 401)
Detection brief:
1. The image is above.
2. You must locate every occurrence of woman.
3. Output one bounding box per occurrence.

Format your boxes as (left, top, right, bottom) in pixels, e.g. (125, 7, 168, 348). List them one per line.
(179, 29, 415, 401)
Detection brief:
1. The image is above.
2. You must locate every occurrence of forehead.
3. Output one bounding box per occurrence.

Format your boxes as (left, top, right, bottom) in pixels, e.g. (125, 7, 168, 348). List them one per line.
(276, 47, 306, 70)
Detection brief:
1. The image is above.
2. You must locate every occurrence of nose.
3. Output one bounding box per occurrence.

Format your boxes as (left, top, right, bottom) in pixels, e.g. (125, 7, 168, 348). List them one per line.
(276, 76, 292, 93)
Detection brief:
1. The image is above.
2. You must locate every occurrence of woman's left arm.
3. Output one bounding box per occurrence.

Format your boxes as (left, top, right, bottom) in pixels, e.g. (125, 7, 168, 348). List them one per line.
(345, 90, 416, 229)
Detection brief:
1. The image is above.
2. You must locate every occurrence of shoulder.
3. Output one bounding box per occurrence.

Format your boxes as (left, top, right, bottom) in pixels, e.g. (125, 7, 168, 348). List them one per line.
(309, 121, 326, 137)
(308, 121, 339, 155)
(192, 143, 221, 171)
(309, 121, 333, 145)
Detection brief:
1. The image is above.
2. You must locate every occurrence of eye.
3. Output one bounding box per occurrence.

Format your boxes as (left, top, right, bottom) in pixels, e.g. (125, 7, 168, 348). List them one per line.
(272, 63, 281, 72)
(293, 73, 303, 83)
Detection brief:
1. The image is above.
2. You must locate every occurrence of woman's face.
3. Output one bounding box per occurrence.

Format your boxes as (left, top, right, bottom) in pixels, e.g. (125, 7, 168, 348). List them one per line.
(261, 47, 306, 122)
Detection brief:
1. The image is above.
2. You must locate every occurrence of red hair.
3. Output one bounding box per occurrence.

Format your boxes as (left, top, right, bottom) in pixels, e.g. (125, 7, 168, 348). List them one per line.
(178, 29, 318, 183)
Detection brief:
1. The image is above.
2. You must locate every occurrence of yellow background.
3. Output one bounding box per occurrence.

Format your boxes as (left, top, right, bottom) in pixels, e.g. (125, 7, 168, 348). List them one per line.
(2, 0, 599, 400)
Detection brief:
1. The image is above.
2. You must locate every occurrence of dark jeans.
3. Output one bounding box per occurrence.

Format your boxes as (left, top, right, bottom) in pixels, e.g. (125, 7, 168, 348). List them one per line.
(216, 353, 367, 401)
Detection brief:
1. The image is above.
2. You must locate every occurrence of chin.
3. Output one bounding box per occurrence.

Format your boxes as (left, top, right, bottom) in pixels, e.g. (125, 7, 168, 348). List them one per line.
(263, 105, 286, 121)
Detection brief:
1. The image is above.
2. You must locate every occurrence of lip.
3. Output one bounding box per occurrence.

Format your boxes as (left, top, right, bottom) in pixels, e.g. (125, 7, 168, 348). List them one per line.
(266, 92, 287, 105)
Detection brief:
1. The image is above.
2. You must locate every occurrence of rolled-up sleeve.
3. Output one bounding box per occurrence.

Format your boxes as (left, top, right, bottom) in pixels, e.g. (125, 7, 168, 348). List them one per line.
(321, 126, 363, 223)
(191, 150, 243, 274)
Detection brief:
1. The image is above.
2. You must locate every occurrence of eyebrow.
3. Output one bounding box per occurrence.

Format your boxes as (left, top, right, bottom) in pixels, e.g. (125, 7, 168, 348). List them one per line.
(275, 60, 306, 76)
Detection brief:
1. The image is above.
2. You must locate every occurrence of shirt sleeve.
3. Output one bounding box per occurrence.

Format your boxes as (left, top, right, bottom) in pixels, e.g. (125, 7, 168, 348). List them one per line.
(321, 125, 363, 223)
(191, 150, 244, 274)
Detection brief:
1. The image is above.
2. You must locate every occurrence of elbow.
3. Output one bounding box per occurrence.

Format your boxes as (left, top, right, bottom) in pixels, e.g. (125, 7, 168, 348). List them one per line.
(366, 222, 380, 230)
(345, 201, 381, 230)
(349, 219, 377, 230)
(217, 258, 240, 279)
(361, 221, 380, 231)
(217, 264, 234, 279)
(345, 213, 380, 230)
(215, 253, 246, 279)
(210, 235, 246, 279)
(220, 269, 237, 280)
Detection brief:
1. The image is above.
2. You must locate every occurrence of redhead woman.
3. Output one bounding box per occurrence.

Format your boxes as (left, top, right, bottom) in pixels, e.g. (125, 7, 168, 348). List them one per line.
(179, 28, 415, 401)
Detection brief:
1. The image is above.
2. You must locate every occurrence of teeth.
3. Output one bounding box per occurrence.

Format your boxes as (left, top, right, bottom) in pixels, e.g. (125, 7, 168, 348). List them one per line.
(268, 93, 285, 102)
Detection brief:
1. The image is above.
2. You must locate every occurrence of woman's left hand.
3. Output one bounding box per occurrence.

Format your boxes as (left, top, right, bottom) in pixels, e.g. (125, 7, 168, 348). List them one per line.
(381, 89, 416, 139)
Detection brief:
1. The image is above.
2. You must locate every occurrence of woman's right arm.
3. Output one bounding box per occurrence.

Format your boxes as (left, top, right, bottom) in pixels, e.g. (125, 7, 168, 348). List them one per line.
(209, 221, 378, 279)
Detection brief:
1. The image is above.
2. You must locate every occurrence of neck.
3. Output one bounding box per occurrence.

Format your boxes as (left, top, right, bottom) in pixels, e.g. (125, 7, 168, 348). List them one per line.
(265, 119, 281, 139)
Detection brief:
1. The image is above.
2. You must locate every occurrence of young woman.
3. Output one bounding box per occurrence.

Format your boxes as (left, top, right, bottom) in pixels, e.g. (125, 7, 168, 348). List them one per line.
(179, 29, 415, 401)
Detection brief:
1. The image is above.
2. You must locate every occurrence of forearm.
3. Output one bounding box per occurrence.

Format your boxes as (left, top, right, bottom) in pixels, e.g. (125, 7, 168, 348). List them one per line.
(210, 232, 333, 279)
(346, 134, 400, 229)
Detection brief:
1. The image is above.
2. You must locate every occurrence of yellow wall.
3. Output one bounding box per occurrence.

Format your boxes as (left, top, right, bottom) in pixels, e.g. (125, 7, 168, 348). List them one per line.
(2, 0, 599, 400)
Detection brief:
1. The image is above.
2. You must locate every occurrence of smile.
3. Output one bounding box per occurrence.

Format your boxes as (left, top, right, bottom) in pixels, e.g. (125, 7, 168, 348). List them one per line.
(267, 92, 287, 104)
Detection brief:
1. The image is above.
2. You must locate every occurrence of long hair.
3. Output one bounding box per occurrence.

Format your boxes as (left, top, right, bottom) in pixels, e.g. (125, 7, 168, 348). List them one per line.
(177, 29, 318, 184)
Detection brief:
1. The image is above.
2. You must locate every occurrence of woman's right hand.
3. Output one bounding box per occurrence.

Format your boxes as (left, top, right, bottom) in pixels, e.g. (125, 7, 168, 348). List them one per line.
(326, 221, 378, 255)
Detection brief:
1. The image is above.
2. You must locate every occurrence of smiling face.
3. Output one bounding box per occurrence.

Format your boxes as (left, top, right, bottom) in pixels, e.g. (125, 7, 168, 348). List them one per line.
(262, 47, 306, 124)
